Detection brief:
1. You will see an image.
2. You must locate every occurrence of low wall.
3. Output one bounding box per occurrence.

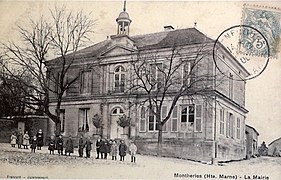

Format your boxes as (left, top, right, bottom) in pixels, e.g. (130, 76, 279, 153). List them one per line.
(135, 137, 214, 162)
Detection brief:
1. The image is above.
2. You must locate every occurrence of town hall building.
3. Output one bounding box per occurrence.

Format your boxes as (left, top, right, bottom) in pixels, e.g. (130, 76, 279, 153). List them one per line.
(46, 2, 250, 163)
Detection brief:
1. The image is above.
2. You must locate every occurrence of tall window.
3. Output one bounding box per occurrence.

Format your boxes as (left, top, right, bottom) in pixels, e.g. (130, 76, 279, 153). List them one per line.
(161, 106, 168, 131)
(148, 107, 159, 131)
(81, 71, 92, 94)
(219, 109, 225, 135)
(139, 106, 146, 132)
(59, 109, 65, 133)
(236, 118, 241, 139)
(180, 105, 202, 132)
(229, 73, 234, 99)
(114, 66, 125, 92)
(229, 113, 234, 138)
(150, 63, 163, 90)
(78, 108, 90, 132)
(171, 106, 178, 132)
(182, 61, 191, 85)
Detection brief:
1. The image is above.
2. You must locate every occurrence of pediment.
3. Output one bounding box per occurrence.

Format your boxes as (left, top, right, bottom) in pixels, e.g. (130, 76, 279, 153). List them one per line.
(99, 45, 136, 56)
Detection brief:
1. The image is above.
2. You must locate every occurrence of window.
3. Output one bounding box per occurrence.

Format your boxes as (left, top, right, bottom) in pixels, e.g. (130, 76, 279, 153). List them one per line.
(162, 106, 168, 131)
(181, 105, 202, 132)
(81, 71, 92, 94)
(148, 107, 159, 131)
(78, 108, 90, 132)
(236, 118, 241, 139)
(59, 109, 65, 133)
(229, 113, 234, 138)
(114, 66, 125, 92)
(229, 73, 234, 99)
(150, 63, 163, 90)
(140, 106, 146, 132)
(171, 106, 178, 132)
(182, 61, 191, 85)
(219, 109, 225, 135)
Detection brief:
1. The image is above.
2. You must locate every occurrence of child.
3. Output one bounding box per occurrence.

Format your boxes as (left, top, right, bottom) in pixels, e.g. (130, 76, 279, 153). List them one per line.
(10, 133, 17, 148)
(65, 136, 74, 156)
(23, 131, 30, 149)
(119, 140, 127, 161)
(56, 135, 64, 155)
(78, 135, 84, 157)
(48, 136, 55, 155)
(36, 129, 44, 150)
(30, 136, 37, 153)
(111, 140, 118, 160)
(129, 141, 137, 163)
(85, 137, 92, 158)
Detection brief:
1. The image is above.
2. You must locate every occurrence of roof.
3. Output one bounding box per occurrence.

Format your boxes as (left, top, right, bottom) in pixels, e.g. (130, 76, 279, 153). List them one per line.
(269, 137, 281, 146)
(246, 125, 259, 136)
(48, 28, 213, 63)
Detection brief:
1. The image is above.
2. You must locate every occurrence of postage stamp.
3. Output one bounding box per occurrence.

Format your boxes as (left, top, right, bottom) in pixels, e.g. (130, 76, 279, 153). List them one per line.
(241, 4, 281, 57)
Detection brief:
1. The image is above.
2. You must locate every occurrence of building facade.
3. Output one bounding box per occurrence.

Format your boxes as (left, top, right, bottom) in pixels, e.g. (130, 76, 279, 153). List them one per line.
(245, 125, 259, 158)
(46, 3, 249, 162)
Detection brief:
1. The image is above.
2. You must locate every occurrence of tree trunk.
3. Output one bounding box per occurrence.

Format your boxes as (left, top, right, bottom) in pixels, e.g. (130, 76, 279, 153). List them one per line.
(157, 122, 163, 157)
(55, 108, 61, 136)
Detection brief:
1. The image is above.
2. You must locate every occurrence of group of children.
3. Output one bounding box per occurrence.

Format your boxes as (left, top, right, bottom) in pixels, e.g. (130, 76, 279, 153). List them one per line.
(11, 132, 138, 163)
(10, 129, 44, 153)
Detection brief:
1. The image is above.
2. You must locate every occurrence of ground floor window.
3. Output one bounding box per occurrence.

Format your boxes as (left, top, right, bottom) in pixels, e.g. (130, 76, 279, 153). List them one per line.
(78, 108, 90, 132)
(161, 106, 168, 131)
(236, 118, 241, 139)
(148, 107, 159, 131)
(171, 106, 178, 132)
(139, 106, 146, 132)
(219, 109, 225, 135)
(180, 104, 202, 132)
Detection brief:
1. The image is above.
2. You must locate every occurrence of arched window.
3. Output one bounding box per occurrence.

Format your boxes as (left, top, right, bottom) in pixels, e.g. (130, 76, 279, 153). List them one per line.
(112, 107, 124, 115)
(114, 66, 125, 92)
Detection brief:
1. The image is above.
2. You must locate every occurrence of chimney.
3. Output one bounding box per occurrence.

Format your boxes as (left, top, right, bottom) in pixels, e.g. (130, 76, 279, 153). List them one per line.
(164, 25, 174, 31)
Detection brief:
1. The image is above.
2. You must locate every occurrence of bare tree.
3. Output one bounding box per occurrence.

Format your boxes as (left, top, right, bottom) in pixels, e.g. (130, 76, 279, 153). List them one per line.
(1, 6, 96, 135)
(129, 42, 220, 156)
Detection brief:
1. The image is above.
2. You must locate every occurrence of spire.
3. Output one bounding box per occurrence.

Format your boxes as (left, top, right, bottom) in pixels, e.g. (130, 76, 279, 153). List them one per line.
(123, 0, 126, 12)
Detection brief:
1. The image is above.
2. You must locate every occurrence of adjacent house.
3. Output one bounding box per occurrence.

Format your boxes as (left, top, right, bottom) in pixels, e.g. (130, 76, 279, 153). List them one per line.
(245, 125, 259, 158)
(268, 137, 281, 156)
(46, 2, 249, 162)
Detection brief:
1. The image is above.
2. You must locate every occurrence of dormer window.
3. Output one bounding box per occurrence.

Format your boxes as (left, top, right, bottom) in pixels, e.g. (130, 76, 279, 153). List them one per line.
(114, 66, 126, 92)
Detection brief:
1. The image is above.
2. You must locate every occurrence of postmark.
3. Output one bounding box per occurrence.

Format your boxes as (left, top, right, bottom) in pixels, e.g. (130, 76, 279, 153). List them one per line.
(241, 4, 281, 57)
(213, 25, 270, 81)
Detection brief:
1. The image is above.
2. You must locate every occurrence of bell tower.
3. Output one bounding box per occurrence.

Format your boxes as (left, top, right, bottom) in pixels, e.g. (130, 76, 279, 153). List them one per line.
(116, 0, 132, 35)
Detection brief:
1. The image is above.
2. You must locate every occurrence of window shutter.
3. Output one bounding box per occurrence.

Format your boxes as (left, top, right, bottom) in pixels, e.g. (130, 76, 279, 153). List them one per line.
(195, 105, 202, 132)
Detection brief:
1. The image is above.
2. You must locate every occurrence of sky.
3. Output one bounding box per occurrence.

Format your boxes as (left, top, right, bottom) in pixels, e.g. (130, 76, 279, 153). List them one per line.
(0, 1, 280, 145)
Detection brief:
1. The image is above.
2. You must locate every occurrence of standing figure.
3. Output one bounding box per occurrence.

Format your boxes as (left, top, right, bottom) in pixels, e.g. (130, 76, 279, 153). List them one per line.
(95, 137, 101, 159)
(22, 131, 30, 149)
(36, 129, 44, 150)
(48, 136, 55, 155)
(99, 138, 106, 159)
(85, 137, 92, 158)
(129, 141, 137, 163)
(78, 136, 84, 157)
(111, 140, 118, 160)
(56, 135, 64, 155)
(65, 136, 74, 156)
(30, 136, 37, 153)
(10, 133, 17, 148)
(104, 139, 109, 159)
(119, 140, 127, 161)
(17, 132, 23, 149)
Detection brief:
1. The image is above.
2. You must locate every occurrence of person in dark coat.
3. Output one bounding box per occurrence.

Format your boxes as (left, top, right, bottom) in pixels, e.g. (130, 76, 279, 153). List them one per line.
(48, 136, 55, 155)
(65, 136, 74, 156)
(56, 135, 64, 155)
(103, 139, 109, 159)
(36, 129, 44, 150)
(78, 135, 84, 157)
(95, 137, 101, 159)
(85, 137, 92, 158)
(99, 138, 106, 159)
(17, 132, 23, 149)
(30, 136, 37, 153)
(119, 140, 127, 161)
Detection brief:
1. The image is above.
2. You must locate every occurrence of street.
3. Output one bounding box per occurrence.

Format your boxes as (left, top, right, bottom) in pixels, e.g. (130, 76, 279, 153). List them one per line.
(0, 143, 280, 179)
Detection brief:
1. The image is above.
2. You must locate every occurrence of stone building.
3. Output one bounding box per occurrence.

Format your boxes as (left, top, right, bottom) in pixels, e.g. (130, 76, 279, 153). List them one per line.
(268, 137, 281, 156)
(46, 2, 249, 162)
(245, 125, 259, 158)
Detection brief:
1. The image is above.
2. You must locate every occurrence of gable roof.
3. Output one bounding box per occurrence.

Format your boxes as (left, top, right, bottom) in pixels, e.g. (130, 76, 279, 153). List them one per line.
(47, 27, 213, 64)
(269, 137, 281, 146)
(246, 125, 259, 135)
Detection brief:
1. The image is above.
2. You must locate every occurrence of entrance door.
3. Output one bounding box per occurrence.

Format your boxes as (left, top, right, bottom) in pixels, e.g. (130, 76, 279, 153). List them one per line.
(110, 107, 124, 139)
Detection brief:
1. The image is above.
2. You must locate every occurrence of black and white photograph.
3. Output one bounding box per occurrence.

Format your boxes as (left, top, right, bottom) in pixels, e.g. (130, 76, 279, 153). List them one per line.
(0, 0, 280, 179)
